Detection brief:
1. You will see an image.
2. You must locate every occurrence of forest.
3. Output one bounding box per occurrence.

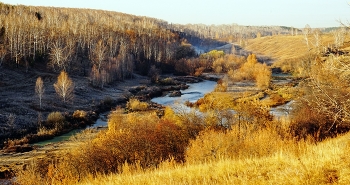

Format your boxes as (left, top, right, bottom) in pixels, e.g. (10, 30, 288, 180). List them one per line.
(1, 2, 350, 185)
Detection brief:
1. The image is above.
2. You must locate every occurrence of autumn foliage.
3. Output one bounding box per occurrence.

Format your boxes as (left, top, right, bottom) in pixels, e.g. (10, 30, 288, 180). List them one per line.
(54, 70, 74, 103)
(228, 54, 271, 89)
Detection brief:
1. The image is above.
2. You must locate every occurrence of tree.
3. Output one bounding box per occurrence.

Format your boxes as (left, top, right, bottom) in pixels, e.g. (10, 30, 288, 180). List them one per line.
(35, 76, 45, 109)
(255, 63, 271, 89)
(49, 42, 72, 72)
(293, 55, 350, 139)
(54, 70, 74, 103)
(148, 65, 160, 83)
(0, 46, 6, 68)
(89, 40, 107, 72)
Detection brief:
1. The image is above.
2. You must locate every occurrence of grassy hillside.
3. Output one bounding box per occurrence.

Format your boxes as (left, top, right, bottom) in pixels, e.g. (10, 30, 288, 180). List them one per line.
(246, 34, 347, 60)
(246, 35, 309, 62)
(244, 33, 350, 75)
(74, 129, 350, 185)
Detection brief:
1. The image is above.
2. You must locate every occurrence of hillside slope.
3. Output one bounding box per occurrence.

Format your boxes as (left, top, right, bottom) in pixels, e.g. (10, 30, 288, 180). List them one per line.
(78, 131, 350, 185)
(245, 34, 350, 60)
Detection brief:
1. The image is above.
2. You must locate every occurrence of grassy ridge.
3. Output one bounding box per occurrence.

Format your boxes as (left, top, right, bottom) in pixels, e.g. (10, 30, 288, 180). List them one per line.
(78, 132, 350, 185)
(245, 34, 337, 62)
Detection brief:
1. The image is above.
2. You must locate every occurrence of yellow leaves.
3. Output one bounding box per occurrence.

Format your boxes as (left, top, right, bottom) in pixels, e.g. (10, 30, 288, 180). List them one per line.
(247, 53, 258, 65)
(200, 50, 225, 61)
(212, 54, 245, 74)
(108, 108, 159, 133)
(163, 106, 182, 126)
(125, 112, 159, 126)
(197, 92, 235, 112)
(228, 54, 271, 89)
(107, 108, 125, 132)
(126, 98, 149, 112)
(255, 63, 272, 89)
(54, 70, 74, 103)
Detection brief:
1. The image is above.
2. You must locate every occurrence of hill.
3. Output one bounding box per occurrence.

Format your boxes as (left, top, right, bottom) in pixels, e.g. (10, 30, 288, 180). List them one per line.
(245, 34, 336, 61)
(78, 131, 350, 185)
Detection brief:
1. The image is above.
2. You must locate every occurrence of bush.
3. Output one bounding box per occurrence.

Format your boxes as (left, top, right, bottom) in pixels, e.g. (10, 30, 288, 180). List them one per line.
(186, 124, 290, 163)
(227, 54, 271, 89)
(290, 103, 331, 141)
(72, 110, 87, 119)
(46, 112, 65, 130)
(102, 96, 113, 106)
(126, 98, 149, 112)
(159, 77, 176, 86)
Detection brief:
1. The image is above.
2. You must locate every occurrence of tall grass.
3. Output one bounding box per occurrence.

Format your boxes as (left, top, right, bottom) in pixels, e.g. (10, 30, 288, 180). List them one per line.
(78, 131, 350, 185)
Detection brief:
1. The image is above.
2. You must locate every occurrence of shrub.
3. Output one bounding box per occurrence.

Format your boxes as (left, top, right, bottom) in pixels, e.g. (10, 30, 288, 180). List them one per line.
(159, 77, 176, 85)
(126, 98, 149, 112)
(46, 112, 65, 130)
(227, 54, 271, 89)
(148, 65, 160, 83)
(186, 124, 290, 163)
(102, 96, 113, 106)
(289, 103, 331, 141)
(72, 110, 87, 119)
(75, 111, 191, 175)
(214, 79, 227, 92)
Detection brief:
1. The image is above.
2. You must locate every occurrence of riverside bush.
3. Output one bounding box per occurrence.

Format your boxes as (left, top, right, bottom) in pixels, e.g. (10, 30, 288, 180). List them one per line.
(126, 98, 149, 111)
(46, 112, 65, 130)
(72, 110, 87, 119)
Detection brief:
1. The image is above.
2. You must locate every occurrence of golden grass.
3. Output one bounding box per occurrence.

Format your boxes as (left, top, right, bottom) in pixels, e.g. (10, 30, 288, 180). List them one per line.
(78, 132, 350, 185)
(245, 34, 337, 63)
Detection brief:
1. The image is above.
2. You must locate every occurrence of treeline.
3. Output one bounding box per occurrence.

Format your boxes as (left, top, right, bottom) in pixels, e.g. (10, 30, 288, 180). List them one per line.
(169, 23, 293, 45)
(0, 3, 196, 86)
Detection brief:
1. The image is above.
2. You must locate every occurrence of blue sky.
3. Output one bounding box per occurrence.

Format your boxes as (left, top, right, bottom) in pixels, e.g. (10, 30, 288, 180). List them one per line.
(1, 0, 349, 28)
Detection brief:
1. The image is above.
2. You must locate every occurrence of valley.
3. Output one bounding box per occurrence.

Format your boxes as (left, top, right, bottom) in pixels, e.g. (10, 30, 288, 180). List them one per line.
(0, 2, 350, 185)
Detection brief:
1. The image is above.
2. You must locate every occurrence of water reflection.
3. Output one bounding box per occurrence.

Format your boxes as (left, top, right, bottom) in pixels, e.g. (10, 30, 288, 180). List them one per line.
(151, 80, 217, 106)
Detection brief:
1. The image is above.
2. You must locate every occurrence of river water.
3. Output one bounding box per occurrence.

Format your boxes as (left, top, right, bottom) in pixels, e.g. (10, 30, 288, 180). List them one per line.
(151, 80, 217, 106)
(34, 114, 108, 146)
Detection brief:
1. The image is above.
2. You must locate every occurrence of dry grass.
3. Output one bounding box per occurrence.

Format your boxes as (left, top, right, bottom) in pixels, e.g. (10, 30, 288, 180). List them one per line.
(77, 131, 350, 185)
(245, 34, 336, 63)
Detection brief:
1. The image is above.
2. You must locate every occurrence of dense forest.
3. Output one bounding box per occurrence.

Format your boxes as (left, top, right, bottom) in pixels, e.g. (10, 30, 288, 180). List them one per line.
(0, 3, 185, 78)
(0, 3, 295, 78)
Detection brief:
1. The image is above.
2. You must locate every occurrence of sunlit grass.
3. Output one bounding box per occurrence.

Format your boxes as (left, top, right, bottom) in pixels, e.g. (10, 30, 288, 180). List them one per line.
(245, 34, 336, 63)
(78, 132, 350, 185)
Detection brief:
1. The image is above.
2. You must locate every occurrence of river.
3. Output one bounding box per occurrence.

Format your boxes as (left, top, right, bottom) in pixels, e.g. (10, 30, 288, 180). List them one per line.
(34, 114, 108, 146)
(34, 79, 292, 146)
(34, 80, 218, 146)
(151, 80, 217, 106)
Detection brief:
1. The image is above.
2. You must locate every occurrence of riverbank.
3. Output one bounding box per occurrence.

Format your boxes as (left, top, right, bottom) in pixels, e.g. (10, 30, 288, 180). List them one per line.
(0, 73, 219, 180)
(0, 65, 220, 149)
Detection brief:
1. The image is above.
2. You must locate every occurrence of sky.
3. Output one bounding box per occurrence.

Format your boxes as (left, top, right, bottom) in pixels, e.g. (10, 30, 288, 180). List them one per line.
(1, 0, 350, 28)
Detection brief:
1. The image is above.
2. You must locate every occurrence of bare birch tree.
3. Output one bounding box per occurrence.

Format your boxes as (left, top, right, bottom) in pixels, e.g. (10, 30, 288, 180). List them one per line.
(54, 70, 74, 103)
(89, 40, 107, 72)
(49, 41, 72, 72)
